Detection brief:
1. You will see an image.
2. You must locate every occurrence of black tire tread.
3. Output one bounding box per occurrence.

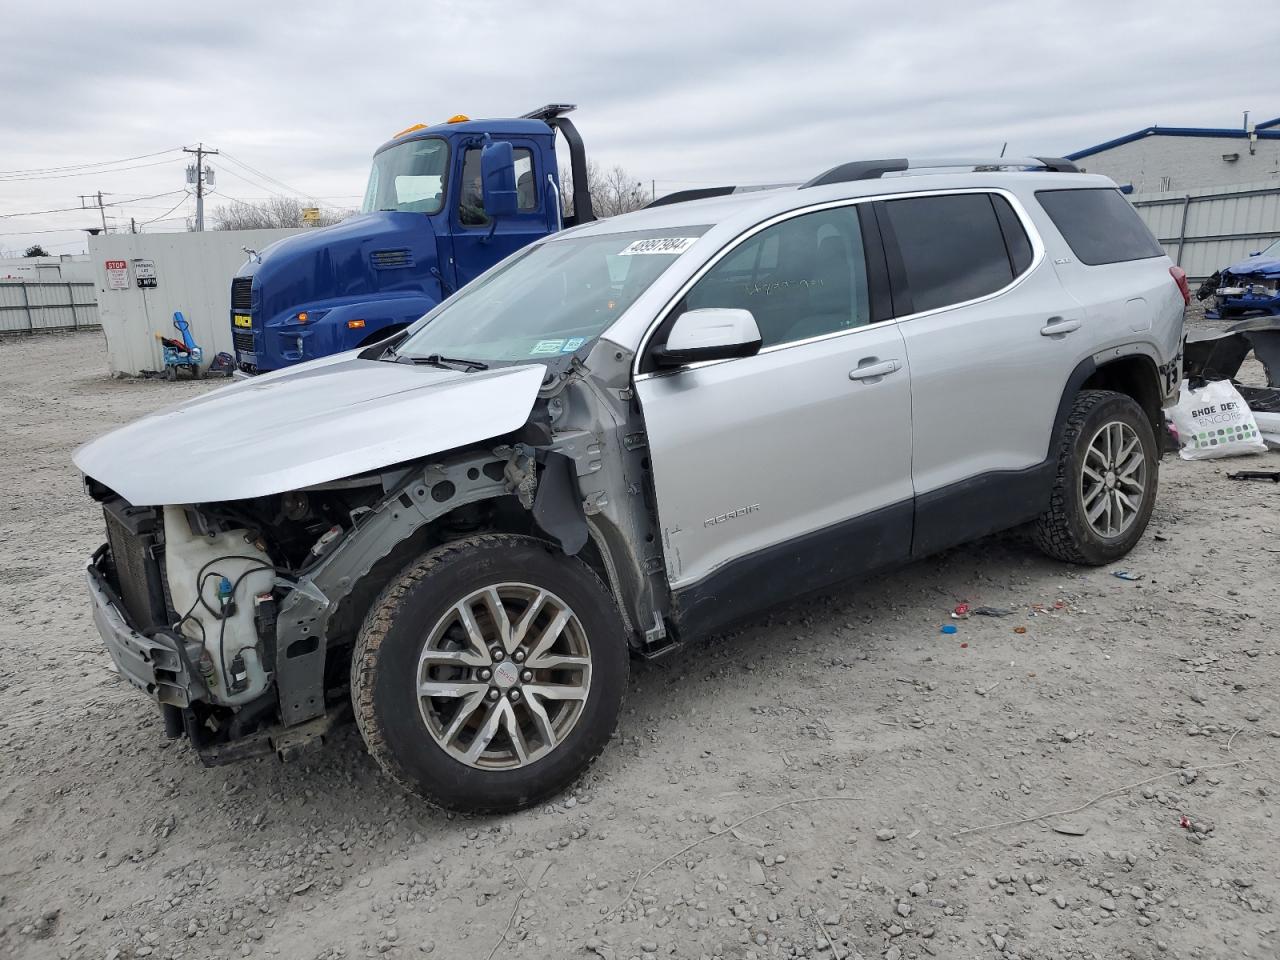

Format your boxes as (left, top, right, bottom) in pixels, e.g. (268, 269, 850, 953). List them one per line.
(351, 533, 623, 813)
(1033, 389, 1149, 565)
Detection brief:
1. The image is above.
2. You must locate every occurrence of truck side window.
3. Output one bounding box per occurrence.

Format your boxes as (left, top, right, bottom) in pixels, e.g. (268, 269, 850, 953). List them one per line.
(681, 207, 869, 348)
(459, 147, 537, 226)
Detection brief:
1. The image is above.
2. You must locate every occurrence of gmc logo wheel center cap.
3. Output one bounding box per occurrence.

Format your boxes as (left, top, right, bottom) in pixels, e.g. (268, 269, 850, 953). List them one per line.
(493, 660, 520, 689)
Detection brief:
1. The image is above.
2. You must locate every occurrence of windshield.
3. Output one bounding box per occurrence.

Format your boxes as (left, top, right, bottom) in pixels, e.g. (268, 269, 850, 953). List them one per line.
(361, 138, 449, 214)
(1258, 238, 1280, 259)
(396, 228, 709, 366)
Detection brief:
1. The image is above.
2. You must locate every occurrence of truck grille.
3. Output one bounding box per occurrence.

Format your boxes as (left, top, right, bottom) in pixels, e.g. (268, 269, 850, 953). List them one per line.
(103, 500, 169, 632)
(231, 276, 253, 311)
(233, 330, 255, 353)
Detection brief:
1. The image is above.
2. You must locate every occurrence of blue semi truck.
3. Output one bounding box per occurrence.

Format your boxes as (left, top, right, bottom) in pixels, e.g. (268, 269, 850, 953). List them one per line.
(230, 104, 594, 375)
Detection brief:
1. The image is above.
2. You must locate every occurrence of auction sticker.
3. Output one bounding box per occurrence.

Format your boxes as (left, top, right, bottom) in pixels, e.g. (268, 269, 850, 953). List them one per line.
(618, 237, 698, 256)
(530, 339, 566, 355)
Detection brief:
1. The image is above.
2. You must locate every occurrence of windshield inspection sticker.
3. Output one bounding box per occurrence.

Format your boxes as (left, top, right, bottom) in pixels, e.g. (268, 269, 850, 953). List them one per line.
(561, 337, 586, 353)
(531, 339, 566, 355)
(618, 237, 698, 256)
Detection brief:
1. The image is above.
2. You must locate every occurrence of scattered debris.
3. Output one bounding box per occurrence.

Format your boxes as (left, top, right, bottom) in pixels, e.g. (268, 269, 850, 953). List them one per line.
(1227, 469, 1280, 483)
(1112, 571, 1143, 581)
(940, 624, 958, 635)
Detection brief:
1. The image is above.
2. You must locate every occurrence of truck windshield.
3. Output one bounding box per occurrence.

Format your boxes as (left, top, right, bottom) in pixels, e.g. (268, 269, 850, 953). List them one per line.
(362, 138, 449, 214)
(395, 228, 709, 365)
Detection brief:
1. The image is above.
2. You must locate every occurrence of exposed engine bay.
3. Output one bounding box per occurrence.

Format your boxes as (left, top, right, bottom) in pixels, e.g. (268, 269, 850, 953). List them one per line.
(79, 343, 670, 763)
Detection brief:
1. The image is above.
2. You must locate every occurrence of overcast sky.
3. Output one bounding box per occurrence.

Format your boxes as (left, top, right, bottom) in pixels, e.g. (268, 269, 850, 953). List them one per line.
(0, 0, 1271, 256)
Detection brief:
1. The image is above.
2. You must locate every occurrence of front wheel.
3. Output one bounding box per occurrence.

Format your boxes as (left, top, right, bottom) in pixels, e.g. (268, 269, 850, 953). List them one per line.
(352, 535, 628, 813)
(1033, 390, 1158, 565)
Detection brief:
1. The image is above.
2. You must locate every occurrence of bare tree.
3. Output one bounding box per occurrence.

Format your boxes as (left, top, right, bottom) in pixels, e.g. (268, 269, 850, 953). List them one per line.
(208, 197, 351, 230)
(560, 159, 650, 219)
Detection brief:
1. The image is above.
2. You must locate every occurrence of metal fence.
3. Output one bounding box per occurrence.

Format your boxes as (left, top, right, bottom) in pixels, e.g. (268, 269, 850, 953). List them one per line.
(1130, 182, 1280, 281)
(0, 281, 99, 334)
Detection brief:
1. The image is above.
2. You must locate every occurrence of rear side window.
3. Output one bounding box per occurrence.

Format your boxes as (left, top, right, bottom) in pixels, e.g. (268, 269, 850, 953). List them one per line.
(1036, 188, 1163, 265)
(881, 193, 1015, 314)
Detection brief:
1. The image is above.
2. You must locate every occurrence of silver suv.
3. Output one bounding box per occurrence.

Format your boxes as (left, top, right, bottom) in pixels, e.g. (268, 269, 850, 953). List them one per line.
(75, 158, 1186, 811)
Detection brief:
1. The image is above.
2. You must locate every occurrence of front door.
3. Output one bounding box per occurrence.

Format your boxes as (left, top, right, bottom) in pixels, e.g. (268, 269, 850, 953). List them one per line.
(634, 204, 914, 638)
(450, 140, 549, 289)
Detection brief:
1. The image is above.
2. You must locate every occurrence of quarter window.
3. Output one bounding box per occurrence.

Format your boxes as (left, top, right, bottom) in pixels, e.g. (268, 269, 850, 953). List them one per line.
(881, 193, 1017, 314)
(679, 207, 871, 349)
(1036, 188, 1164, 266)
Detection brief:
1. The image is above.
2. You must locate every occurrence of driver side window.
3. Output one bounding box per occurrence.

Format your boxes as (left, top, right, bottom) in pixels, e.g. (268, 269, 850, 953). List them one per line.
(458, 146, 537, 226)
(682, 206, 870, 348)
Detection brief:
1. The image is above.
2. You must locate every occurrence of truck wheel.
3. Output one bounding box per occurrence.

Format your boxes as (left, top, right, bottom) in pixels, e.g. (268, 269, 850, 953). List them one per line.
(1033, 390, 1158, 566)
(352, 534, 628, 813)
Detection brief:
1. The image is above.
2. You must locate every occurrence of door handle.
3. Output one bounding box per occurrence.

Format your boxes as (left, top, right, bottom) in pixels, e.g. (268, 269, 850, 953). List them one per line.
(848, 358, 901, 381)
(1040, 317, 1082, 337)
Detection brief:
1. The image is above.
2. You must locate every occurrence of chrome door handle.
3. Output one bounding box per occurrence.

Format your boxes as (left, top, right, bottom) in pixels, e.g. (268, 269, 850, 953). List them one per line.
(848, 359, 901, 380)
(1040, 317, 1082, 337)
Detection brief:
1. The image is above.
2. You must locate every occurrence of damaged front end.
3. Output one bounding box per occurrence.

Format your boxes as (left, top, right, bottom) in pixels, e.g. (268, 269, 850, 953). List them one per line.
(74, 343, 670, 766)
(1197, 258, 1280, 320)
(82, 478, 389, 763)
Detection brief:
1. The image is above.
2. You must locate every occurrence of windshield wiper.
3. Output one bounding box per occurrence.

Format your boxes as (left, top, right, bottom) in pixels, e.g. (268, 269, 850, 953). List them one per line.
(403, 353, 490, 372)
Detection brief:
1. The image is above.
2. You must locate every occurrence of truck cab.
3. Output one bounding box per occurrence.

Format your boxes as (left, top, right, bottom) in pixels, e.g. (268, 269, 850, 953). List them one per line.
(230, 105, 592, 375)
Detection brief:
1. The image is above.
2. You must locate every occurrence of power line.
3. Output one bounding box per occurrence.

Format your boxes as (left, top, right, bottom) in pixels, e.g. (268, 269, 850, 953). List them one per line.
(140, 195, 190, 227)
(0, 148, 182, 178)
(0, 203, 92, 219)
(0, 226, 99, 237)
(0, 156, 185, 183)
(219, 152, 344, 212)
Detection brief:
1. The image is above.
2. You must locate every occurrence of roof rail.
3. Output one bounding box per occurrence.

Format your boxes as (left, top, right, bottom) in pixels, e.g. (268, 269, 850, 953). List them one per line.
(520, 103, 577, 121)
(801, 156, 1080, 189)
(644, 182, 798, 209)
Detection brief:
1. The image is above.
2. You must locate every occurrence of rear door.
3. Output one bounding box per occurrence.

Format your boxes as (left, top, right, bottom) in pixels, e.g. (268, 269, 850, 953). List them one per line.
(878, 189, 1086, 554)
(634, 203, 914, 637)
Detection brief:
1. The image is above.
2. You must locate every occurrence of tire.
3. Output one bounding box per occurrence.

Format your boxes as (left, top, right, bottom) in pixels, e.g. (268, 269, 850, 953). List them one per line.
(1033, 389, 1158, 566)
(352, 534, 628, 813)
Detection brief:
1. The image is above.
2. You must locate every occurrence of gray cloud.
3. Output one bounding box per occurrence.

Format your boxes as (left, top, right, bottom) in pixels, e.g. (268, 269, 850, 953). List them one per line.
(0, 0, 1268, 254)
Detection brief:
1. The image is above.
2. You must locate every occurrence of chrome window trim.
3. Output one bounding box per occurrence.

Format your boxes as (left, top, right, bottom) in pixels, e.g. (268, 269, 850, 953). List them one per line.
(632, 187, 1046, 382)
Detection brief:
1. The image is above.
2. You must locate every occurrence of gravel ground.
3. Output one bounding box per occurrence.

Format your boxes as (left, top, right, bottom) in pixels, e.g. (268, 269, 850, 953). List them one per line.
(1, 329, 1278, 960)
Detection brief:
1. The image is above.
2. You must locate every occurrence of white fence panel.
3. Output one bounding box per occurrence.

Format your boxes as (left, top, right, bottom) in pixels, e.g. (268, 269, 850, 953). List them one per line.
(1130, 181, 1280, 280)
(0, 281, 99, 333)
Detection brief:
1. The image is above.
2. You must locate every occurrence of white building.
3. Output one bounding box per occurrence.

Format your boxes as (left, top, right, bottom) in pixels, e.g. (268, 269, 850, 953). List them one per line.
(0, 254, 95, 283)
(1066, 115, 1280, 194)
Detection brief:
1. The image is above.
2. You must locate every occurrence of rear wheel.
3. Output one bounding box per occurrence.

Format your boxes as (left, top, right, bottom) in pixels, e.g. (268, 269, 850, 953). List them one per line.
(352, 535, 628, 813)
(1033, 390, 1158, 565)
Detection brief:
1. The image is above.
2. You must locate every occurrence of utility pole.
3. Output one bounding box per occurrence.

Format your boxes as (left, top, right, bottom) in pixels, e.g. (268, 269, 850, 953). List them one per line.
(131, 217, 137, 234)
(79, 191, 109, 234)
(183, 143, 219, 231)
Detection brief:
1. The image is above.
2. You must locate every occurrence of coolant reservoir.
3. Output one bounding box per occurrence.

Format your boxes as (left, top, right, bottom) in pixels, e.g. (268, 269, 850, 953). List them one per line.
(163, 506, 275, 706)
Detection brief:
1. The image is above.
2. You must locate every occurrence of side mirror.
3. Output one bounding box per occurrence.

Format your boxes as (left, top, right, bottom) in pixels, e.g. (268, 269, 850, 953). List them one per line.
(652, 308, 762, 368)
(480, 141, 518, 218)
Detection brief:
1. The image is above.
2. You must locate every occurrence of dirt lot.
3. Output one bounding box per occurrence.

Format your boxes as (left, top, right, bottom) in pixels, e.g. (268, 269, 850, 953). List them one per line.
(1, 329, 1278, 960)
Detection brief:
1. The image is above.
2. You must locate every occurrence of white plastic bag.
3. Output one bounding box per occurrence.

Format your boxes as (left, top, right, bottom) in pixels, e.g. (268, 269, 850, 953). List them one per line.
(1167, 380, 1267, 460)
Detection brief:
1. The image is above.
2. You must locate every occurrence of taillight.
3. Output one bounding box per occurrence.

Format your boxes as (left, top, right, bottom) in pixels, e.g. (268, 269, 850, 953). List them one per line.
(1170, 265, 1190, 306)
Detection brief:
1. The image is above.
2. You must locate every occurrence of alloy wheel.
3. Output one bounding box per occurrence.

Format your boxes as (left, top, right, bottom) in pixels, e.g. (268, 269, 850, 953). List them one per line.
(1080, 420, 1147, 538)
(415, 583, 592, 770)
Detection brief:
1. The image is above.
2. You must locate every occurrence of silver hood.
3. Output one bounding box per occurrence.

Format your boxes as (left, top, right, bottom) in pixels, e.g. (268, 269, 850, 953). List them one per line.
(74, 351, 548, 505)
